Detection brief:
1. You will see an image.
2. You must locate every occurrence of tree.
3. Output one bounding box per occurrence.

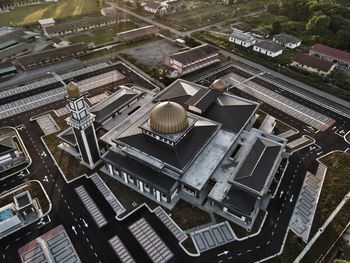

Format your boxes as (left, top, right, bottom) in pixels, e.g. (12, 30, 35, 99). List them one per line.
(267, 3, 279, 15)
(272, 21, 282, 34)
(306, 14, 331, 34)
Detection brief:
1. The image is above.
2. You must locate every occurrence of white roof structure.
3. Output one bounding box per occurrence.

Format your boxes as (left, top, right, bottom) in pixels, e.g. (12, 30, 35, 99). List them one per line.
(38, 18, 56, 26)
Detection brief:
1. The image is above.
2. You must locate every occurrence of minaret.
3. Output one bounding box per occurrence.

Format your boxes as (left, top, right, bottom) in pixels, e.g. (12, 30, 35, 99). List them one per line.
(65, 82, 100, 168)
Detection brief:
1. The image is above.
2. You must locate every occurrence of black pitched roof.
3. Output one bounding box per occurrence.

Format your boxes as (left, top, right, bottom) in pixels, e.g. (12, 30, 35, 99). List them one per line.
(103, 150, 177, 192)
(185, 89, 218, 113)
(57, 128, 76, 146)
(233, 138, 282, 193)
(116, 123, 218, 172)
(222, 186, 258, 215)
(169, 44, 219, 65)
(0, 137, 16, 155)
(90, 91, 140, 124)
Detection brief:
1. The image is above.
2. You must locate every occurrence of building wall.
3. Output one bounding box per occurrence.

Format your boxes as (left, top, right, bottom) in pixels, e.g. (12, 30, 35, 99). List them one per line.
(253, 46, 282, 57)
(310, 51, 350, 69)
(170, 53, 219, 74)
(229, 37, 256, 47)
(291, 61, 334, 76)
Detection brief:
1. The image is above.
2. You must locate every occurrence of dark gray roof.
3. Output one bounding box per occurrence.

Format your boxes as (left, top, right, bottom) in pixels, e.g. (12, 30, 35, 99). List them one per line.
(57, 128, 76, 146)
(185, 88, 218, 113)
(0, 29, 33, 45)
(254, 40, 283, 53)
(222, 186, 258, 215)
(115, 121, 219, 172)
(17, 43, 88, 67)
(0, 43, 31, 61)
(45, 14, 127, 35)
(169, 44, 219, 65)
(231, 22, 251, 32)
(103, 150, 177, 192)
(273, 33, 301, 44)
(116, 25, 159, 42)
(0, 137, 16, 155)
(155, 80, 258, 133)
(90, 90, 141, 124)
(15, 193, 31, 207)
(232, 138, 282, 193)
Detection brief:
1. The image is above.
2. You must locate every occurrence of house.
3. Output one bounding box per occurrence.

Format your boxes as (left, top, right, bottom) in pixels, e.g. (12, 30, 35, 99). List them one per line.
(251, 28, 270, 39)
(101, 7, 117, 16)
(253, 40, 283, 58)
(38, 18, 56, 29)
(310, 43, 350, 69)
(229, 31, 258, 47)
(0, 43, 32, 63)
(231, 22, 251, 33)
(144, 2, 167, 15)
(115, 25, 159, 42)
(273, 33, 301, 49)
(44, 14, 130, 37)
(166, 0, 183, 11)
(168, 44, 219, 75)
(291, 53, 336, 76)
(16, 43, 89, 70)
(51, 37, 70, 48)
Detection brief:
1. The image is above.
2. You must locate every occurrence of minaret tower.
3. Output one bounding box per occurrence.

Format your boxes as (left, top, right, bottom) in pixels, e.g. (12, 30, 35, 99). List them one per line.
(65, 82, 100, 168)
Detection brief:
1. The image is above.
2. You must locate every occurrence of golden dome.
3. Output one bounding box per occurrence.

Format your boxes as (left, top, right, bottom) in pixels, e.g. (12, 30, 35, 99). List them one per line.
(149, 101, 188, 134)
(66, 82, 80, 98)
(210, 79, 228, 92)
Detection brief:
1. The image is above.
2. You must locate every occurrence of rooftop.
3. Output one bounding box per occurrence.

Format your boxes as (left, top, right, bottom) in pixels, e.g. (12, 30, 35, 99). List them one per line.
(169, 44, 219, 65)
(311, 43, 350, 63)
(254, 40, 283, 53)
(230, 31, 255, 42)
(273, 33, 301, 44)
(294, 53, 335, 72)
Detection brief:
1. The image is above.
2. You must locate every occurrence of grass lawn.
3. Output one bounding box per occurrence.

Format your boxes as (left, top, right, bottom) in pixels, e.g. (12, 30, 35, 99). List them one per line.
(42, 112, 98, 182)
(68, 21, 138, 45)
(310, 152, 350, 237)
(100, 173, 212, 231)
(0, 0, 99, 26)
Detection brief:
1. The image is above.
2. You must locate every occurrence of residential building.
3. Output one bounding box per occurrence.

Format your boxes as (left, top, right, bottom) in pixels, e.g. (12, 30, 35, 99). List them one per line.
(115, 25, 159, 42)
(144, 1, 167, 15)
(166, 0, 183, 11)
(253, 40, 283, 58)
(291, 53, 336, 76)
(44, 14, 130, 37)
(168, 44, 219, 75)
(273, 33, 301, 49)
(38, 18, 56, 29)
(229, 31, 258, 47)
(310, 43, 350, 69)
(17, 43, 89, 70)
(0, 43, 32, 63)
(231, 22, 251, 33)
(251, 28, 270, 39)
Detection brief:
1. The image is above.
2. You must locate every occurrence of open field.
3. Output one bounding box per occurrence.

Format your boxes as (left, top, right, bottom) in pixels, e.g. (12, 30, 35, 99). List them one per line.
(0, 0, 99, 26)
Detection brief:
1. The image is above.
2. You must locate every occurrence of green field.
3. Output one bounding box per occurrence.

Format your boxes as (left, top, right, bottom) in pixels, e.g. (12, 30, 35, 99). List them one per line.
(0, 0, 99, 26)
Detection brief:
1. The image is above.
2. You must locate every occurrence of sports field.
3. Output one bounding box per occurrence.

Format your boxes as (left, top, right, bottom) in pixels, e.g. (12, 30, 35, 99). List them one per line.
(0, 0, 99, 26)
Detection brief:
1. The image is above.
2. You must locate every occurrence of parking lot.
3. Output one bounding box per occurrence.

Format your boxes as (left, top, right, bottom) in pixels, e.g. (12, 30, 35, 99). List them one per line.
(109, 235, 135, 263)
(222, 72, 335, 131)
(128, 218, 173, 263)
(35, 114, 60, 135)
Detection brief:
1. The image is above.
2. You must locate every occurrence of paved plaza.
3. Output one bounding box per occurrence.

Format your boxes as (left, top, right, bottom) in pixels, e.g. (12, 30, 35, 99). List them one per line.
(109, 235, 135, 263)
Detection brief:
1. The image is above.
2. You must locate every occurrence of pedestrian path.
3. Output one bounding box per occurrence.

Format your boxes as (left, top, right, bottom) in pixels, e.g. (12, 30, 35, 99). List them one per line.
(191, 222, 235, 253)
(289, 163, 327, 242)
(91, 173, 125, 216)
(129, 218, 173, 263)
(286, 136, 311, 149)
(278, 129, 298, 139)
(154, 207, 187, 242)
(109, 235, 135, 263)
(75, 185, 107, 228)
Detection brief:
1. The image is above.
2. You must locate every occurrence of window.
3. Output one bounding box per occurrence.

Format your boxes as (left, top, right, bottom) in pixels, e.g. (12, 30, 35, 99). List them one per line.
(77, 100, 84, 110)
(69, 102, 75, 110)
(72, 112, 78, 120)
(79, 111, 86, 119)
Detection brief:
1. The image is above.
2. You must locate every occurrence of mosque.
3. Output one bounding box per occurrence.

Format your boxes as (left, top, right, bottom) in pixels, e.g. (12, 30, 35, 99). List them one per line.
(58, 78, 287, 229)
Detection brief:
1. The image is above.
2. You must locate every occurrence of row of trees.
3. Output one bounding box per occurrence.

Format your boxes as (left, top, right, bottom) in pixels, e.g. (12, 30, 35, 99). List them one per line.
(267, 0, 350, 50)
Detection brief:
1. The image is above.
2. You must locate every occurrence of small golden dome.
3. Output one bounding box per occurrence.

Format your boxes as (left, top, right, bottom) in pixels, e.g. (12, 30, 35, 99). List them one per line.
(66, 82, 80, 98)
(149, 101, 188, 134)
(210, 79, 228, 92)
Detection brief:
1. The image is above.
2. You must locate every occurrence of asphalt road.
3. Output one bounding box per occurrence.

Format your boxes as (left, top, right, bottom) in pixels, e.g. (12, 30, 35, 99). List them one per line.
(0, 62, 349, 263)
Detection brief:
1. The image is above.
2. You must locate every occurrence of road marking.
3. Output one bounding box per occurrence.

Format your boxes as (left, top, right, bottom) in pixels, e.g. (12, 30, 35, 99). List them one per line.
(256, 246, 261, 249)
(267, 241, 270, 245)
